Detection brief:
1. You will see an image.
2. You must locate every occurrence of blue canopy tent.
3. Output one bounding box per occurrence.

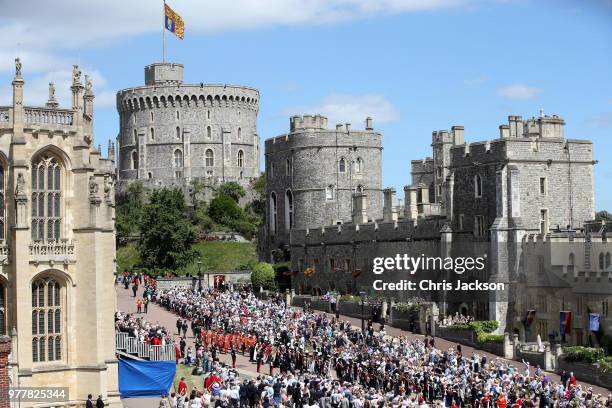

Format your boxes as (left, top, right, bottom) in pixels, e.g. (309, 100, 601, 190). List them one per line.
(119, 358, 176, 397)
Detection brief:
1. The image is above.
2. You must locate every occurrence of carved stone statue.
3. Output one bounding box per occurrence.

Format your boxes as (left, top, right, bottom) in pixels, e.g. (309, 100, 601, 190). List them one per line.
(104, 176, 113, 204)
(15, 172, 25, 197)
(89, 176, 99, 196)
(72, 65, 82, 85)
(15, 58, 22, 77)
(85, 75, 93, 94)
(49, 82, 56, 101)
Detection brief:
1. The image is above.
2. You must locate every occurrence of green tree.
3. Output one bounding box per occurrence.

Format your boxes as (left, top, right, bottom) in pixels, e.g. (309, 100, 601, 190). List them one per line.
(115, 181, 148, 244)
(253, 173, 265, 194)
(209, 194, 244, 224)
(596, 211, 612, 221)
(216, 182, 246, 203)
(251, 262, 275, 290)
(138, 188, 198, 270)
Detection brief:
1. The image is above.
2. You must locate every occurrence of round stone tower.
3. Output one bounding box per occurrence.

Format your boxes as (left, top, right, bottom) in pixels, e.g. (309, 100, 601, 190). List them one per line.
(262, 115, 383, 260)
(116, 62, 260, 195)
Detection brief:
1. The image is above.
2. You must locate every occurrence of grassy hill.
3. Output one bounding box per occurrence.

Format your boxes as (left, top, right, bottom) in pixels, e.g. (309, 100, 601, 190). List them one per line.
(116, 241, 257, 275)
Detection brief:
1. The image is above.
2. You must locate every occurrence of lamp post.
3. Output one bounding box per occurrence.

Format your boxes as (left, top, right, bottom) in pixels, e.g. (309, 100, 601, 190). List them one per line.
(360, 291, 366, 333)
(197, 261, 203, 292)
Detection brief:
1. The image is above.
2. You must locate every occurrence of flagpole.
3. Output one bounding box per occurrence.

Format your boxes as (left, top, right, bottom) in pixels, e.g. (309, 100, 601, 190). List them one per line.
(162, 0, 166, 63)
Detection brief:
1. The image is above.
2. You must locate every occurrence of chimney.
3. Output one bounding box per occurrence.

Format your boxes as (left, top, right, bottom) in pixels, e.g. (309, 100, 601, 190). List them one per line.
(336, 123, 345, 132)
(352, 193, 368, 224)
(499, 125, 510, 139)
(404, 186, 418, 222)
(451, 126, 464, 145)
(365, 117, 373, 131)
(345, 123, 351, 132)
(383, 188, 398, 222)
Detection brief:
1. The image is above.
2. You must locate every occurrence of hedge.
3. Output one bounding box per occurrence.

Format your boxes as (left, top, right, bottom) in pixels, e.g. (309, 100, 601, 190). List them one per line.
(447, 320, 502, 343)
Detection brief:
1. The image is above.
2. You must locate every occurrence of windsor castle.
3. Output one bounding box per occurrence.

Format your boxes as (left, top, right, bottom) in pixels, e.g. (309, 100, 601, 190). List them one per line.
(112, 62, 611, 346)
(262, 112, 611, 345)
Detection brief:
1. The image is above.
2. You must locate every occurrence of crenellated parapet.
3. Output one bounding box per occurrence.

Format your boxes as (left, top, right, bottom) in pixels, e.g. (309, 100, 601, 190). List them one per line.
(116, 62, 260, 192)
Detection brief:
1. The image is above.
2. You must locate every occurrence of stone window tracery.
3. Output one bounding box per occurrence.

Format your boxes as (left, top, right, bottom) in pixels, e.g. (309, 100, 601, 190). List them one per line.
(237, 150, 244, 168)
(31, 156, 62, 241)
(31, 277, 63, 362)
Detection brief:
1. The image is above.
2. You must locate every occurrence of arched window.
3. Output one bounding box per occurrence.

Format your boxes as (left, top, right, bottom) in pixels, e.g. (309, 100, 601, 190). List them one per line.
(176, 110, 180, 120)
(174, 150, 183, 179)
(176, 126, 181, 140)
(150, 111, 154, 122)
(270, 163, 275, 178)
(131, 150, 138, 170)
(339, 158, 346, 173)
(132, 129, 137, 144)
(270, 192, 277, 235)
(599, 253, 605, 270)
(355, 157, 363, 173)
(150, 128, 154, 141)
(238, 127, 242, 140)
(474, 174, 483, 198)
(32, 277, 63, 362)
(325, 185, 335, 201)
(606, 252, 611, 269)
(207, 110, 211, 120)
(237, 150, 244, 168)
(0, 282, 5, 335)
(0, 166, 4, 240)
(206, 126, 212, 139)
(173, 150, 183, 168)
(205, 149, 214, 167)
(286, 159, 291, 177)
(31, 156, 62, 241)
(147, 172, 152, 179)
(285, 190, 294, 230)
(568, 253, 574, 266)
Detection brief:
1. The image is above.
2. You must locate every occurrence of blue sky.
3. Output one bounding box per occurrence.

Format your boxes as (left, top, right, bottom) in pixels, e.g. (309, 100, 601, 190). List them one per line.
(1, 0, 611, 210)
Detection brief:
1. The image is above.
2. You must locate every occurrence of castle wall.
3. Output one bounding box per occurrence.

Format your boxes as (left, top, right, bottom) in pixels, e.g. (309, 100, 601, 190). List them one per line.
(263, 117, 383, 260)
(117, 63, 260, 195)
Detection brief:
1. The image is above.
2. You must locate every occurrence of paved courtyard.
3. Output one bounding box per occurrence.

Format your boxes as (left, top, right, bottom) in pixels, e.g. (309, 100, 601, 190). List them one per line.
(116, 285, 609, 407)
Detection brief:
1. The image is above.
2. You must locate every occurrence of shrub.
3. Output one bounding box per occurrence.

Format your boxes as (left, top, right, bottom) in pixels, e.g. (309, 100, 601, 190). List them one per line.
(447, 321, 502, 343)
(216, 182, 246, 203)
(209, 194, 244, 224)
(340, 294, 359, 302)
(562, 346, 605, 363)
(251, 262, 275, 290)
(393, 303, 420, 313)
(598, 356, 612, 373)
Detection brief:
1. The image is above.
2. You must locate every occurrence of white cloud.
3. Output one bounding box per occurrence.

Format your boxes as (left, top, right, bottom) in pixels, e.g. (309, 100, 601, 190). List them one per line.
(0, 0, 483, 72)
(0, 67, 115, 109)
(463, 75, 488, 85)
(586, 112, 612, 128)
(283, 94, 400, 127)
(497, 84, 543, 100)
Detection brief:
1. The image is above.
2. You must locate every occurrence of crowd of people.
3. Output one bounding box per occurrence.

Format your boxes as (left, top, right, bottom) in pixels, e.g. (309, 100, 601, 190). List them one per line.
(440, 314, 474, 327)
(115, 309, 176, 348)
(138, 283, 612, 408)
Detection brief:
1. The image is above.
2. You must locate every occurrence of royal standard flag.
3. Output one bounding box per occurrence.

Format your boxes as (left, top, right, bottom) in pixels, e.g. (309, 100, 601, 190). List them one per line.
(164, 3, 185, 39)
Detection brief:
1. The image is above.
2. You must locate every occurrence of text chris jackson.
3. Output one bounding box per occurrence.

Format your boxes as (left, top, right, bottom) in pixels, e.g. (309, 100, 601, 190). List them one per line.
(371, 254, 505, 292)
